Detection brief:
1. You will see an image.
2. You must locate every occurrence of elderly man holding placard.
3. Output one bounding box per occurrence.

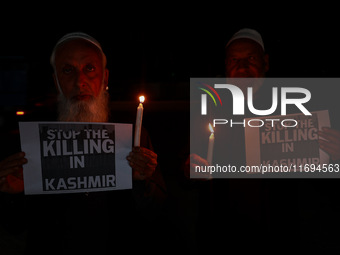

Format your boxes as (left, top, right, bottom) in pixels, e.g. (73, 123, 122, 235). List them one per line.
(0, 32, 166, 254)
(187, 28, 340, 254)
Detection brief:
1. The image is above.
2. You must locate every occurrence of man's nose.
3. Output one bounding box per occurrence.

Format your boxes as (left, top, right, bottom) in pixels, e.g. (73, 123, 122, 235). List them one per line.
(75, 71, 87, 88)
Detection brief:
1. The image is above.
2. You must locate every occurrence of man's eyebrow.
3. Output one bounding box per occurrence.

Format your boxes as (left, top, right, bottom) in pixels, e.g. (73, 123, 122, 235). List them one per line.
(226, 53, 237, 58)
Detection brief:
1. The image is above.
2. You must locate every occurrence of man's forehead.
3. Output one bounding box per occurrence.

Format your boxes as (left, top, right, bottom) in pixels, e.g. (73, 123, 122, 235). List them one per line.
(226, 38, 264, 55)
(55, 39, 103, 63)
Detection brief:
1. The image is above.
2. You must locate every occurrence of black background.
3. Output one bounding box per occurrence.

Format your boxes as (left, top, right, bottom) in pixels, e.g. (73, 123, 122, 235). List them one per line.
(2, 6, 340, 181)
(1, 7, 339, 103)
(1, 6, 340, 254)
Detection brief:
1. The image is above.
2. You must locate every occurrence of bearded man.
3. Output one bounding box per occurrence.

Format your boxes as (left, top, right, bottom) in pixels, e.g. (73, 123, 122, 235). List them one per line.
(0, 32, 166, 254)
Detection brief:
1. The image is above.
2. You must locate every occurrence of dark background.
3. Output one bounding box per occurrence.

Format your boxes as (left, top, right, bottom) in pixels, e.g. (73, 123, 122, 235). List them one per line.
(1, 9, 339, 105)
(1, 6, 340, 254)
(1, 8, 340, 179)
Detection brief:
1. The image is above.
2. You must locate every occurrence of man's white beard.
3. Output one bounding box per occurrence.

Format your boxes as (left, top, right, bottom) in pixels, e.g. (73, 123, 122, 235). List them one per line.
(57, 89, 110, 122)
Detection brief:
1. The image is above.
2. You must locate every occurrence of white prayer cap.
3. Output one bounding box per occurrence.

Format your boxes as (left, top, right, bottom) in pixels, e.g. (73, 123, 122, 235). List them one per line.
(50, 32, 105, 66)
(226, 28, 264, 51)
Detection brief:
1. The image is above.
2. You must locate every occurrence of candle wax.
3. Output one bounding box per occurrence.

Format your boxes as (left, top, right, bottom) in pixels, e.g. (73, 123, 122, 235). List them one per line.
(134, 102, 143, 146)
(207, 132, 214, 165)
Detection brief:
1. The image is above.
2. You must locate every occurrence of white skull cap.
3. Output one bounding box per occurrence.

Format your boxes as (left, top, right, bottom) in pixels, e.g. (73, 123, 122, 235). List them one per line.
(226, 28, 264, 51)
(50, 32, 104, 66)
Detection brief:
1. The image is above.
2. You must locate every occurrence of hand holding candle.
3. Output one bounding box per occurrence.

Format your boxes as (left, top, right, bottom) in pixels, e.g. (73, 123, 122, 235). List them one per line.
(134, 96, 145, 147)
(129, 96, 159, 181)
(207, 123, 214, 165)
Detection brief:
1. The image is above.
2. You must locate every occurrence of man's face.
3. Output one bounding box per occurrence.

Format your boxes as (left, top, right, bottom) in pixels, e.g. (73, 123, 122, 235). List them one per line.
(54, 39, 108, 102)
(54, 39, 110, 122)
(225, 38, 269, 78)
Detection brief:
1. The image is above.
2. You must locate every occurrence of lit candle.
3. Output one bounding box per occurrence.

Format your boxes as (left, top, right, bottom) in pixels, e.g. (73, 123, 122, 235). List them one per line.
(134, 95, 145, 147)
(207, 123, 214, 165)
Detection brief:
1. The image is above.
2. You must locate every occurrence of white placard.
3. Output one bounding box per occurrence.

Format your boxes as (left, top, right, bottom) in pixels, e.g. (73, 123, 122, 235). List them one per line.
(245, 110, 330, 167)
(19, 122, 132, 195)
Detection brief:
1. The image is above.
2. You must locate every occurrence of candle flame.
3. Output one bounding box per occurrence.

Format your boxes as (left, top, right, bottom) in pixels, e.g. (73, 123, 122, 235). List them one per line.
(208, 123, 214, 133)
(139, 96, 145, 103)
